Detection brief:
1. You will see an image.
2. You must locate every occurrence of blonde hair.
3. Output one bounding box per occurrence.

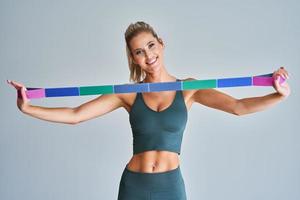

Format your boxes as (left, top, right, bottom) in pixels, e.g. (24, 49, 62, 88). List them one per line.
(125, 21, 162, 83)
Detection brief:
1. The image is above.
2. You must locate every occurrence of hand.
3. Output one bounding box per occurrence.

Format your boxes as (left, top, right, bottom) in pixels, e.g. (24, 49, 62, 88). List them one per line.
(272, 67, 290, 98)
(7, 80, 31, 112)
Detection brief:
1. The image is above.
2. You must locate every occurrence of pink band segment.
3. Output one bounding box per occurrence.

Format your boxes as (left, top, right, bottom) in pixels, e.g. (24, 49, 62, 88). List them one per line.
(253, 76, 285, 86)
(26, 89, 45, 99)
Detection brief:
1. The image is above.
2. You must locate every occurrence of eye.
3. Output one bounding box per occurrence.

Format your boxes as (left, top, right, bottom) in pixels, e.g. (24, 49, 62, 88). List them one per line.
(149, 43, 155, 48)
(135, 50, 142, 55)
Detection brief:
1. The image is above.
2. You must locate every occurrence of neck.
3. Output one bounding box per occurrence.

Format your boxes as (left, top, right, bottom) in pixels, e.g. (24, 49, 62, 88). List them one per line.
(143, 66, 176, 83)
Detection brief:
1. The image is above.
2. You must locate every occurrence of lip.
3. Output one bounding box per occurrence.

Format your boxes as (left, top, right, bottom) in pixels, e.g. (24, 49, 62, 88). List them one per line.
(146, 56, 158, 65)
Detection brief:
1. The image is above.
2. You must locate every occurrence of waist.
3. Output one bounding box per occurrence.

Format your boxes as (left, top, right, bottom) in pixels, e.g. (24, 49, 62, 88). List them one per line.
(126, 150, 180, 173)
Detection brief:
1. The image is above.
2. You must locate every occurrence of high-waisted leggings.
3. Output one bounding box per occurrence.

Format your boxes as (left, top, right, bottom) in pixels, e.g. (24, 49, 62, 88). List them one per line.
(117, 165, 187, 200)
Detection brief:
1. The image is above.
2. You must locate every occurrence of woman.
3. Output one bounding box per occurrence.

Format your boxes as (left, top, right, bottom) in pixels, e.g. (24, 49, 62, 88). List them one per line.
(7, 21, 290, 200)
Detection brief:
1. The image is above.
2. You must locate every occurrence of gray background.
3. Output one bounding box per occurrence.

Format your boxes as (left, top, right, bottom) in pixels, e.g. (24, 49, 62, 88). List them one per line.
(1, 0, 299, 199)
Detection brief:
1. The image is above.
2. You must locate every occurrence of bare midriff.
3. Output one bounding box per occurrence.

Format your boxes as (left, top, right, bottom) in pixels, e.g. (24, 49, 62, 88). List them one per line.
(126, 150, 180, 173)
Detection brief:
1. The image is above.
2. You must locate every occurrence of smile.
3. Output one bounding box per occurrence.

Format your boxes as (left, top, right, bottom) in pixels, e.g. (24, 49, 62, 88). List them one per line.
(146, 57, 158, 65)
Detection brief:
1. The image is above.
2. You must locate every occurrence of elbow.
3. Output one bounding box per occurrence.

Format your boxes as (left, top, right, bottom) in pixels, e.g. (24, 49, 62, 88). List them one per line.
(71, 115, 83, 125)
(232, 100, 245, 116)
(66, 118, 79, 125)
(69, 108, 80, 125)
(233, 110, 243, 116)
(69, 120, 79, 125)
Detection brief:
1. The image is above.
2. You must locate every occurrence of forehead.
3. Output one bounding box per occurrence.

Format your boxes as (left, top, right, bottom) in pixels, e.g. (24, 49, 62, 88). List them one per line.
(129, 32, 156, 49)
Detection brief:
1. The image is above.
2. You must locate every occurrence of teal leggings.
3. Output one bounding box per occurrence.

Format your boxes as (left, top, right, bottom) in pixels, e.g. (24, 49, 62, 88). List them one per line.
(117, 165, 187, 200)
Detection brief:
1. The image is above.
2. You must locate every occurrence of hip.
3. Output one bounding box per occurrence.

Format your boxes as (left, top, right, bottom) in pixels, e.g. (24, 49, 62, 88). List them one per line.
(118, 164, 187, 200)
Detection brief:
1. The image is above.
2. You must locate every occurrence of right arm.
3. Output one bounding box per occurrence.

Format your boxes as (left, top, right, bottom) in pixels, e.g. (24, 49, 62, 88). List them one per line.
(23, 94, 124, 125)
(7, 80, 124, 125)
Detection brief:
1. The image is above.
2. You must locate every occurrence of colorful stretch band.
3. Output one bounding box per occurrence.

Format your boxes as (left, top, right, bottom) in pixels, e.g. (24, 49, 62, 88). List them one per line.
(22, 73, 285, 99)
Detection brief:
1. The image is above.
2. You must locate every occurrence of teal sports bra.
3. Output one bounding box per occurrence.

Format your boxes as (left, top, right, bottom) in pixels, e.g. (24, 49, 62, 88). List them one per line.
(129, 79, 188, 155)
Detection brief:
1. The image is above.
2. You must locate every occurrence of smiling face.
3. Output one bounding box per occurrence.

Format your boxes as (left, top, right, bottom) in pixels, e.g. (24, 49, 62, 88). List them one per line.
(129, 31, 165, 75)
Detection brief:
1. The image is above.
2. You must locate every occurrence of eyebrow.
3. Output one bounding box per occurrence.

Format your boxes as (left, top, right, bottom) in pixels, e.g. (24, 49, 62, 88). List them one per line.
(133, 41, 155, 52)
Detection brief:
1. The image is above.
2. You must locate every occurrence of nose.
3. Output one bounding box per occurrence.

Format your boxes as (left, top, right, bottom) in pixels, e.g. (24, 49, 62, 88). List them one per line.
(145, 49, 153, 59)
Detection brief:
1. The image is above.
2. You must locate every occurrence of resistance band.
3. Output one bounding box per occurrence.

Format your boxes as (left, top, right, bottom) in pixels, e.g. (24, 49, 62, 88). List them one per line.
(22, 73, 285, 99)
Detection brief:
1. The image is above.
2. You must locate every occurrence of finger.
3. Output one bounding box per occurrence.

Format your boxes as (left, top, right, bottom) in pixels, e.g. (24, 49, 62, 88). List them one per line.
(7, 79, 13, 85)
(276, 71, 286, 80)
(8, 81, 21, 90)
(281, 69, 289, 79)
(272, 70, 278, 78)
(275, 69, 287, 80)
(17, 89, 22, 99)
(6, 80, 15, 87)
(279, 73, 286, 81)
(11, 80, 24, 87)
(274, 75, 280, 88)
(21, 86, 28, 100)
(279, 67, 290, 78)
(273, 71, 282, 80)
(17, 86, 27, 99)
(10, 80, 24, 90)
(283, 72, 288, 80)
(280, 71, 288, 80)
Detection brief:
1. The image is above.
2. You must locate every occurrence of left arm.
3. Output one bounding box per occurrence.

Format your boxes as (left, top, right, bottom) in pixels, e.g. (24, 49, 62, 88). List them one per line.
(233, 92, 287, 116)
(191, 67, 290, 116)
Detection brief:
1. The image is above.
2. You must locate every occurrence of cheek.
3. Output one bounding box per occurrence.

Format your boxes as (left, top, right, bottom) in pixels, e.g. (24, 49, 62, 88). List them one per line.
(133, 55, 145, 64)
(156, 46, 164, 55)
(156, 50, 163, 60)
(133, 56, 143, 65)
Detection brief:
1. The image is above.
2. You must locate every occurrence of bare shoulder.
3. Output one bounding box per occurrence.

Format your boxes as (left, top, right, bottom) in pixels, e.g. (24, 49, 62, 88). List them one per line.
(181, 77, 210, 94)
(180, 77, 197, 89)
(181, 77, 197, 81)
(179, 77, 199, 110)
(115, 92, 137, 113)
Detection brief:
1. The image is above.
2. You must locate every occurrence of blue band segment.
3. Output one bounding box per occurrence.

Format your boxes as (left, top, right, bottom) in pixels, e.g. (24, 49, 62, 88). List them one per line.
(45, 87, 79, 97)
(217, 77, 252, 88)
(114, 83, 149, 93)
(149, 81, 182, 92)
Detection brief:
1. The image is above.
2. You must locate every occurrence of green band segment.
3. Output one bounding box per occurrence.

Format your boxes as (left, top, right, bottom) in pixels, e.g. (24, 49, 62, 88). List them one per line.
(79, 85, 114, 95)
(183, 79, 217, 90)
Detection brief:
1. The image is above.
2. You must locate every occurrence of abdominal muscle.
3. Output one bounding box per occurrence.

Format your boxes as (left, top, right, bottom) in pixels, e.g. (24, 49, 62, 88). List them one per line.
(126, 150, 180, 173)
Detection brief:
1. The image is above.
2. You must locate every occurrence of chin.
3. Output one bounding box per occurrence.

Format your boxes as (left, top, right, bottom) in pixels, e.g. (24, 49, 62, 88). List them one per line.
(143, 61, 163, 73)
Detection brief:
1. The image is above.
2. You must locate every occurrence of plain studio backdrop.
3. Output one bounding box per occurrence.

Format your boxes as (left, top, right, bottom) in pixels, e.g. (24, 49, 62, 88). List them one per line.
(1, 0, 299, 200)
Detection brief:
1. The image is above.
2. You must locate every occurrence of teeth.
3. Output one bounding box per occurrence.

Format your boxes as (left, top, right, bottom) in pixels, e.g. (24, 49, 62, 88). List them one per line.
(147, 57, 157, 65)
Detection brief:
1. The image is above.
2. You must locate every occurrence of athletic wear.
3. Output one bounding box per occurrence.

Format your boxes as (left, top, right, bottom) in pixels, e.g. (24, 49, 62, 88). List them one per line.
(129, 79, 188, 155)
(117, 79, 188, 199)
(117, 165, 187, 200)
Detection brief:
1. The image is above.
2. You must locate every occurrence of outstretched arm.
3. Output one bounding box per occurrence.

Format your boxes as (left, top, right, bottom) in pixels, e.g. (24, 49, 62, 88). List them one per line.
(191, 67, 290, 116)
(7, 80, 124, 124)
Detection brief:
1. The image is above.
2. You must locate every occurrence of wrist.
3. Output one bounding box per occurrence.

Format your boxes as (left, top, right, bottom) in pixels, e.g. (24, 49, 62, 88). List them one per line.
(276, 92, 288, 100)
